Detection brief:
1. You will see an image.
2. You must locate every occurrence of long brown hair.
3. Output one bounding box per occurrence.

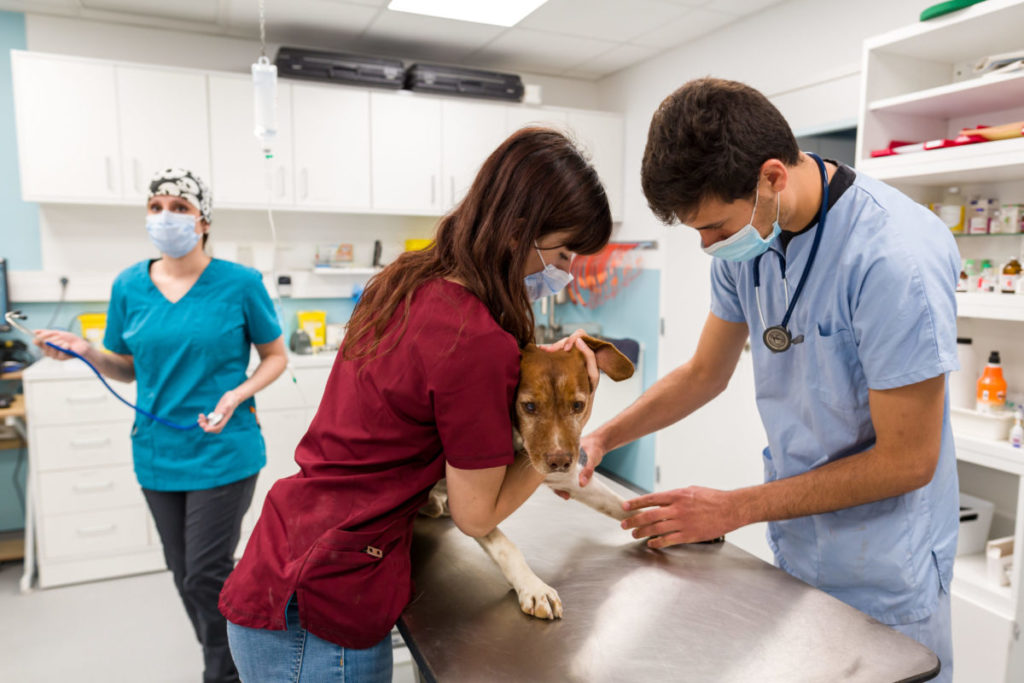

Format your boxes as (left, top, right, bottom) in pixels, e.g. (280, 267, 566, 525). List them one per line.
(343, 127, 612, 361)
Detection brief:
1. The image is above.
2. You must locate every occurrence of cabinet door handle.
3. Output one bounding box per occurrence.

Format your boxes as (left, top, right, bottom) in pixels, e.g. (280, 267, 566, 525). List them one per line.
(133, 158, 141, 193)
(301, 168, 309, 200)
(450, 176, 455, 205)
(66, 394, 106, 404)
(431, 175, 436, 205)
(105, 156, 115, 192)
(73, 480, 115, 493)
(70, 437, 111, 449)
(76, 523, 117, 537)
(277, 166, 286, 198)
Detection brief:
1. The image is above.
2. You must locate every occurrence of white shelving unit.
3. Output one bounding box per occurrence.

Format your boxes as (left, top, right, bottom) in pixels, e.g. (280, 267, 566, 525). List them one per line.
(858, 4, 1024, 681)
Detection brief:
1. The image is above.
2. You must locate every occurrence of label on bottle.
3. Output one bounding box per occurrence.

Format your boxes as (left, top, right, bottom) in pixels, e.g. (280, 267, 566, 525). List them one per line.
(1002, 274, 1020, 293)
(939, 205, 964, 232)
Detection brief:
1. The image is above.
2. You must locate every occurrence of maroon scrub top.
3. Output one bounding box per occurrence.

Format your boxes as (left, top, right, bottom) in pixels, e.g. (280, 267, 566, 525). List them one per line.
(219, 278, 521, 649)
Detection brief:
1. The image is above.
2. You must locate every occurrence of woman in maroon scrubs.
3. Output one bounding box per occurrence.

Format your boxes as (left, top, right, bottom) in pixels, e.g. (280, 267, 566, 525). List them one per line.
(220, 127, 612, 682)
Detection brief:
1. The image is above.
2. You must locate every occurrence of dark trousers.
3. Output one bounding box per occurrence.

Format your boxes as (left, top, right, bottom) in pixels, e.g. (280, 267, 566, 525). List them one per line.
(143, 474, 257, 683)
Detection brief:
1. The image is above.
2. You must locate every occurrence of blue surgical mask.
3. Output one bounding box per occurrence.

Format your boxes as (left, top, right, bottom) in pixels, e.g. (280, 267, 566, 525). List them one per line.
(146, 211, 200, 258)
(703, 191, 782, 262)
(524, 243, 574, 302)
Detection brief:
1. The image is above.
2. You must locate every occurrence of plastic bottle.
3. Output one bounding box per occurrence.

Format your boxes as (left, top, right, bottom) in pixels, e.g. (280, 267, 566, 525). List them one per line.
(1011, 407, 1023, 448)
(977, 351, 1008, 414)
(957, 261, 969, 292)
(1002, 258, 1021, 294)
(939, 187, 965, 233)
(969, 200, 990, 234)
(976, 259, 991, 292)
(964, 259, 979, 292)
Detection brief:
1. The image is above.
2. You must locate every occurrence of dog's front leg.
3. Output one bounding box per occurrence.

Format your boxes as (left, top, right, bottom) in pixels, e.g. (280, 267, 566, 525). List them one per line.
(545, 466, 632, 521)
(475, 527, 563, 620)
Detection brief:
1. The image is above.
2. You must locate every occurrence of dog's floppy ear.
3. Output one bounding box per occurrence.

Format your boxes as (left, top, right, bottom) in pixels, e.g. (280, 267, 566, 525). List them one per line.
(580, 335, 634, 382)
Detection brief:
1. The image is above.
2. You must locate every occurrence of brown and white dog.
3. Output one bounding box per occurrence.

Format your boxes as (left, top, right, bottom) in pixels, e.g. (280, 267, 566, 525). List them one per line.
(422, 335, 636, 619)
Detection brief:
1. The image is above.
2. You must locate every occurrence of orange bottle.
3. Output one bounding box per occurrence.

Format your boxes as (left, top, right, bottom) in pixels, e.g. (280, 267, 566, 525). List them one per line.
(977, 351, 1007, 414)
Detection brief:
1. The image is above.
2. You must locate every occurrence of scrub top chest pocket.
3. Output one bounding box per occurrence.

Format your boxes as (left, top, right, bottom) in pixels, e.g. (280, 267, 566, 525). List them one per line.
(807, 325, 869, 412)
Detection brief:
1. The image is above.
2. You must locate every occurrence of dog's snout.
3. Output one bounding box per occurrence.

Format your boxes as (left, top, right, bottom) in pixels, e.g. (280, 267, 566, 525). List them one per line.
(545, 452, 572, 472)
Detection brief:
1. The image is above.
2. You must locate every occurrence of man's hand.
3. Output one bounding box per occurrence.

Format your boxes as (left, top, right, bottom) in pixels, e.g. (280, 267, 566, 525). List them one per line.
(621, 486, 743, 549)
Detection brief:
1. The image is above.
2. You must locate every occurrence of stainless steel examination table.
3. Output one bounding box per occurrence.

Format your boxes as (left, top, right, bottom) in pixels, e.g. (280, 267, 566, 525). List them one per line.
(397, 475, 939, 683)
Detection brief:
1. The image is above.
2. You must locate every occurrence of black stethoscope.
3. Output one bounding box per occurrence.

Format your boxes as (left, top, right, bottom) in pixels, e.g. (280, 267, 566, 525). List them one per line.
(752, 153, 830, 353)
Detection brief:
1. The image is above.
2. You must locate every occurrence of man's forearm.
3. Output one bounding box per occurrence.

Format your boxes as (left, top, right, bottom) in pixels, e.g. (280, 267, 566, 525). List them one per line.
(731, 444, 935, 528)
(592, 360, 728, 452)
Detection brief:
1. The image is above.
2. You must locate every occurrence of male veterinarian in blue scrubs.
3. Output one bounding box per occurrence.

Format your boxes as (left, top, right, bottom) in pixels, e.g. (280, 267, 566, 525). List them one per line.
(577, 78, 958, 682)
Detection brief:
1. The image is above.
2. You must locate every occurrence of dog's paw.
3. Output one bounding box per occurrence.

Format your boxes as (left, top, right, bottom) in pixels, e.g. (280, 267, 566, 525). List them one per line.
(518, 580, 563, 620)
(418, 490, 449, 518)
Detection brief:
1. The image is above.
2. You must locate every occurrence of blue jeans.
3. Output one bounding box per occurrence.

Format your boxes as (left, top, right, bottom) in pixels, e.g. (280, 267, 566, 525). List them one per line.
(891, 585, 952, 683)
(226, 598, 393, 683)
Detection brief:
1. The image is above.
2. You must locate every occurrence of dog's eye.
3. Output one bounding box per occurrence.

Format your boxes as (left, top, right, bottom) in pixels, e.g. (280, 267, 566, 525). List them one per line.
(572, 401, 585, 413)
(522, 402, 536, 414)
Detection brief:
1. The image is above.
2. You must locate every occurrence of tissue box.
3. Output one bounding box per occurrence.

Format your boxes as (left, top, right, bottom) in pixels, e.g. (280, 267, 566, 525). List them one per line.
(958, 492, 995, 556)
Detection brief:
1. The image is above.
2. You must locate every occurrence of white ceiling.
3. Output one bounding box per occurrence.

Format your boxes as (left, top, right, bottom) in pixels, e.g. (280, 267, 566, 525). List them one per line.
(1, 0, 784, 80)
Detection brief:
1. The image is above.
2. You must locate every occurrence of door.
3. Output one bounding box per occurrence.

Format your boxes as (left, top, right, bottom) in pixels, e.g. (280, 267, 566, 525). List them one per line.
(209, 74, 294, 207)
(566, 111, 625, 222)
(371, 92, 443, 214)
(116, 66, 211, 202)
(441, 100, 508, 209)
(11, 52, 122, 202)
(292, 83, 371, 210)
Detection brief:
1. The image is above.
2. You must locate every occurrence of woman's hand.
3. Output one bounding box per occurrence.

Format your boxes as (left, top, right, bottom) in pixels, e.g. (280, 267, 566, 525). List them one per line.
(199, 390, 240, 434)
(33, 329, 93, 361)
(539, 329, 599, 396)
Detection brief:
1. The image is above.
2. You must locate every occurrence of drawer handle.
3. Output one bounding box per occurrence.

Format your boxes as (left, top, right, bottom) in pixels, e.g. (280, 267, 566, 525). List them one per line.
(76, 524, 117, 537)
(66, 394, 107, 404)
(70, 437, 112, 449)
(73, 481, 115, 493)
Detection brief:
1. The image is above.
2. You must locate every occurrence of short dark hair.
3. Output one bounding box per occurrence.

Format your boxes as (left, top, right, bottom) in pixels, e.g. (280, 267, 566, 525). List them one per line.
(641, 77, 800, 225)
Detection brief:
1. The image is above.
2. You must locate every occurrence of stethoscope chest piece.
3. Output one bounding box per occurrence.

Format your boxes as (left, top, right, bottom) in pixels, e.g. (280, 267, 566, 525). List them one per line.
(763, 325, 792, 353)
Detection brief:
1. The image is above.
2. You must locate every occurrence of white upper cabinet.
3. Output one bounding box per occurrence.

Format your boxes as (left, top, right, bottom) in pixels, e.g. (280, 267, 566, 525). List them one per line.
(292, 83, 371, 210)
(566, 110, 625, 223)
(505, 106, 569, 133)
(11, 52, 122, 202)
(371, 92, 443, 214)
(115, 65, 211, 202)
(441, 100, 509, 209)
(209, 74, 294, 207)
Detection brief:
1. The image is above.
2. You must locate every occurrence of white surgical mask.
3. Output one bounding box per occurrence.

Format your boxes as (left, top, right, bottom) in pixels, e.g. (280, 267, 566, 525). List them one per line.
(702, 191, 782, 262)
(146, 211, 199, 258)
(524, 243, 574, 302)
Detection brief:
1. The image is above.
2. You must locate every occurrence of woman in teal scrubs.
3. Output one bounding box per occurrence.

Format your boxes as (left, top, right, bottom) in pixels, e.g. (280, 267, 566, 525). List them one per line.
(35, 168, 287, 683)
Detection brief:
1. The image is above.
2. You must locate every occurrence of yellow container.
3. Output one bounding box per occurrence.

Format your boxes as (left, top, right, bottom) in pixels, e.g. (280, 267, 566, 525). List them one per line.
(405, 239, 433, 252)
(77, 313, 107, 348)
(297, 310, 327, 347)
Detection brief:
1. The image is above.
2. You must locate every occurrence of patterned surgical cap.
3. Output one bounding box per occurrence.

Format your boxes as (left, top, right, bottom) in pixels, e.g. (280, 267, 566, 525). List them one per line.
(147, 168, 212, 224)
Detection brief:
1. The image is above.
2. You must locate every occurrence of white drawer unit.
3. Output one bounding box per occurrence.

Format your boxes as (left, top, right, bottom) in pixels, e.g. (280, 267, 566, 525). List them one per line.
(33, 423, 132, 472)
(26, 377, 135, 427)
(41, 506, 150, 560)
(38, 465, 145, 517)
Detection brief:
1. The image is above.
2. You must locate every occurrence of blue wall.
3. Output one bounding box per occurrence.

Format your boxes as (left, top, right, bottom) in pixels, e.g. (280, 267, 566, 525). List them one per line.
(549, 268, 660, 492)
(0, 11, 33, 531)
(0, 11, 40, 269)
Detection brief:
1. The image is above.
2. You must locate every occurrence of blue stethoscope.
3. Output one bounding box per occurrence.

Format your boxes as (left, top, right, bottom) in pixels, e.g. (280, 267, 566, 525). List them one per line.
(4, 310, 220, 430)
(752, 153, 830, 353)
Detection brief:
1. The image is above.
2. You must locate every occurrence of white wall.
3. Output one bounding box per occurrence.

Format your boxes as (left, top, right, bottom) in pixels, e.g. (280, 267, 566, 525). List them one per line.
(596, 0, 929, 562)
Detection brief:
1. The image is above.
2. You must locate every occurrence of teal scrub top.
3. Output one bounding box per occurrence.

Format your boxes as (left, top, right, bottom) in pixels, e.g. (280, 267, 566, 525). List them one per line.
(103, 258, 282, 491)
(710, 166, 960, 626)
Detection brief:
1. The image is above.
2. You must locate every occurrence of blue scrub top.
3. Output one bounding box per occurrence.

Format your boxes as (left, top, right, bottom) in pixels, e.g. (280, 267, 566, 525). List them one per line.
(710, 167, 960, 625)
(103, 258, 282, 492)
